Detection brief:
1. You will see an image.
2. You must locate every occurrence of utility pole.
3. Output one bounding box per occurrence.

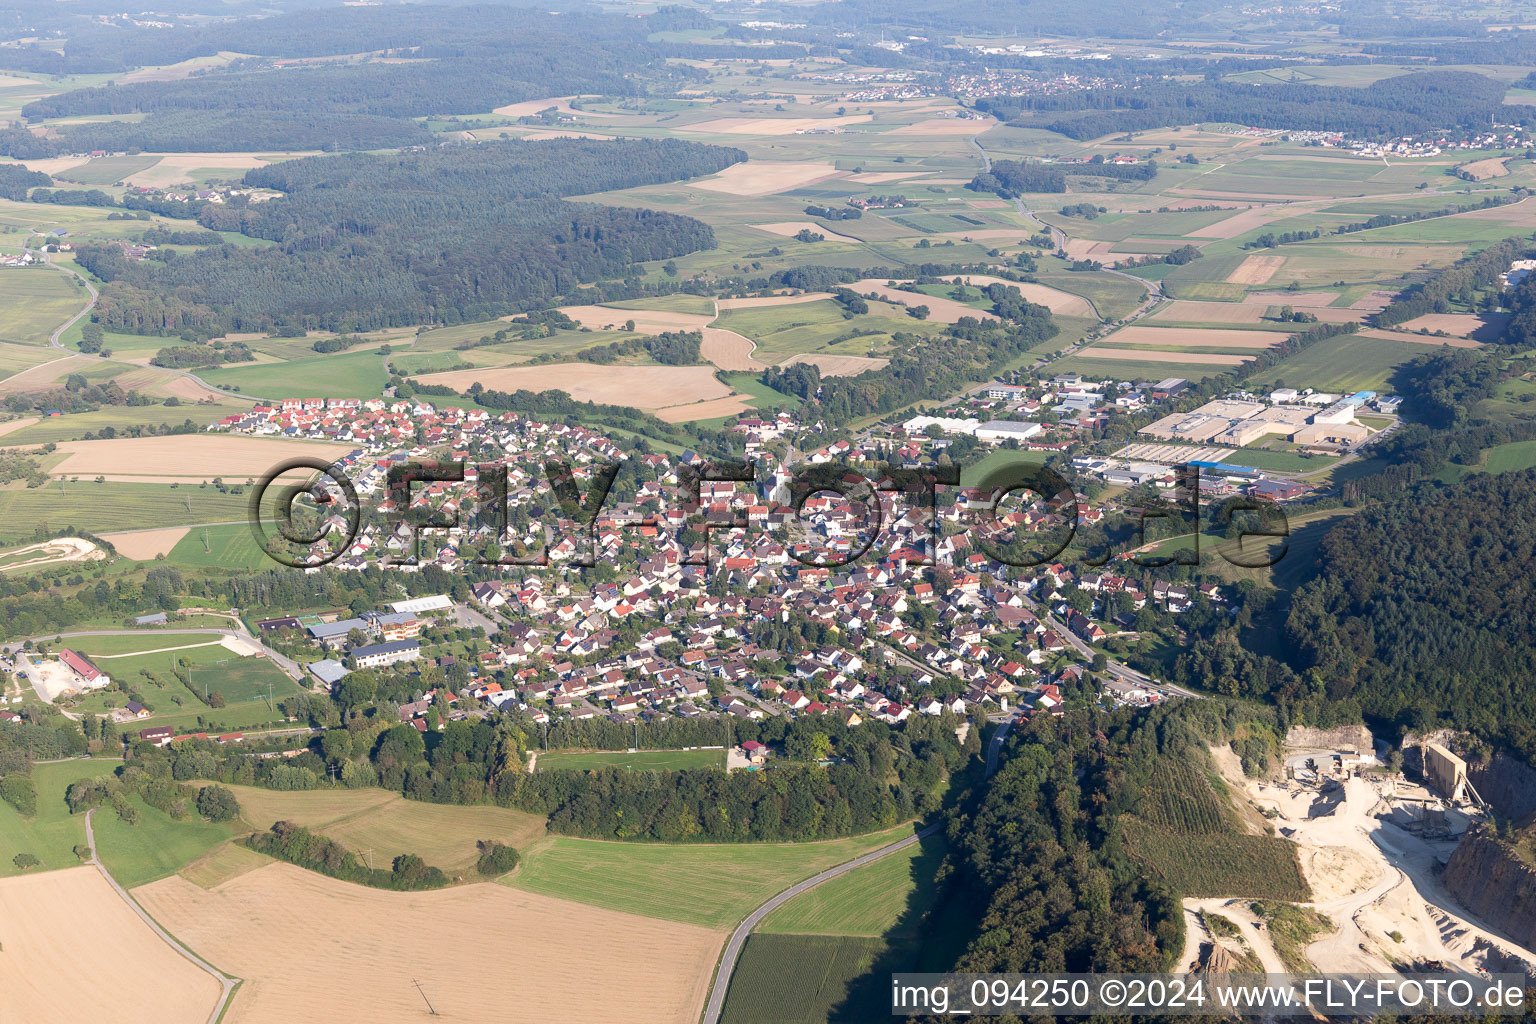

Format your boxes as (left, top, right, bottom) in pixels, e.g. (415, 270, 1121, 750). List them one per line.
(412, 979, 438, 1016)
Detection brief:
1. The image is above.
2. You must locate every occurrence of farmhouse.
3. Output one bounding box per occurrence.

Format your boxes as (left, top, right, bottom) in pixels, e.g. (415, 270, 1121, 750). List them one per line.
(58, 648, 110, 691)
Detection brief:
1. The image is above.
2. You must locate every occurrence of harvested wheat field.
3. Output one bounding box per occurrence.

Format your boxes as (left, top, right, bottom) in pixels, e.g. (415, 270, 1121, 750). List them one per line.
(50, 435, 354, 481)
(778, 353, 889, 376)
(1458, 157, 1509, 181)
(1148, 300, 1267, 324)
(714, 292, 833, 311)
(846, 280, 999, 324)
(1462, 195, 1536, 227)
(1356, 328, 1482, 349)
(492, 95, 639, 119)
(655, 395, 757, 423)
(1192, 205, 1310, 241)
(845, 171, 931, 184)
(0, 354, 99, 395)
(700, 327, 765, 372)
(751, 221, 863, 244)
(418, 363, 734, 410)
(1396, 312, 1510, 340)
(121, 152, 310, 188)
(0, 866, 221, 1024)
(887, 117, 994, 135)
(0, 415, 37, 437)
(1108, 325, 1287, 349)
(111, 366, 228, 403)
(134, 863, 720, 1024)
(1076, 346, 1252, 365)
(98, 526, 193, 560)
(951, 276, 1097, 317)
(1227, 253, 1286, 285)
(677, 115, 870, 135)
(554, 305, 714, 333)
(1242, 290, 1339, 307)
(691, 161, 843, 196)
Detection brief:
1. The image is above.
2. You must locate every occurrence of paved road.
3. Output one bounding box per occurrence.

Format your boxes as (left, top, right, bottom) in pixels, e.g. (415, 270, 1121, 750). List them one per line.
(85, 807, 240, 1024)
(701, 713, 1018, 1024)
(43, 255, 271, 403)
(6, 626, 306, 688)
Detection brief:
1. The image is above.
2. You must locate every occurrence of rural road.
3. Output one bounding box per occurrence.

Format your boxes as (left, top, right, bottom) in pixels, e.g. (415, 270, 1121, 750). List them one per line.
(84, 807, 241, 1024)
(701, 714, 1019, 1024)
(7, 626, 306, 684)
(43, 255, 272, 403)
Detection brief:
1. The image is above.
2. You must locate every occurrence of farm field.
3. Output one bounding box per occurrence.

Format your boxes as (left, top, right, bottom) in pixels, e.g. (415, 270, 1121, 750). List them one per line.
(199, 349, 389, 400)
(92, 792, 237, 889)
(48, 434, 353, 483)
(1120, 817, 1311, 900)
(1243, 332, 1430, 393)
(227, 785, 548, 874)
(1103, 325, 1287, 349)
(99, 525, 193, 560)
(0, 481, 249, 542)
(0, 400, 250, 445)
(0, 758, 120, 877)
(0, 866, 222, 1024)
(505, 826, 918, 928)
(136, 863, 720, 1024)
(0, 269, 85, 346)
(416, 362, 736, 412)
(719, 933, 890, 1024)
(165, 522, 273, 570)
(537, 748, 727, 771)
(758, 833, 943, 937)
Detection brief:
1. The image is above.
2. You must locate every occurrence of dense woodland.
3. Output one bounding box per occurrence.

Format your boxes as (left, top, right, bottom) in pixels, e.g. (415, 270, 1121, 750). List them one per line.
(1284, 469, 1536, 761)
(976, 71, 1531, 140)
(77, 138, 743, 334)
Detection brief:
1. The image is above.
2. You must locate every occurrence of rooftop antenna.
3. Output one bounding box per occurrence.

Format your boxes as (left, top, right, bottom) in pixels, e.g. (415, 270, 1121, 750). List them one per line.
(412, 979, 439, 1016)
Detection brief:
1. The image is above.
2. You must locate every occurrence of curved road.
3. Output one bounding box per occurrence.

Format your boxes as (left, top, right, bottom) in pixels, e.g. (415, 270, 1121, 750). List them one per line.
(85, 807, 240, 1024)
(7, 626, 306, 683)
(701, 714, 1021, 1024)
(43, 255, 274, 403)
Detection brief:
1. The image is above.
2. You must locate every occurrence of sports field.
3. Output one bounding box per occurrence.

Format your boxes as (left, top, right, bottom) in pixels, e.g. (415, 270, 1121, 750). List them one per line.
(137, 863, 720, 1024)
(538, 748, 727, 771)
(505, 826, 918, 929)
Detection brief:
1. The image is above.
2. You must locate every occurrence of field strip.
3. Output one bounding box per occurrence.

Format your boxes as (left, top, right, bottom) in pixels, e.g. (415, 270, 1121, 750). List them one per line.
(84, 809, 239, 1024)
(87, 640, 223, 659)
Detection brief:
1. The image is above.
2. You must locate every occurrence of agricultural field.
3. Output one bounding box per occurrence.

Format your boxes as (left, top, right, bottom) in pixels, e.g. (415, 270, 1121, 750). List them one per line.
(199, 348, 390, 400)
(1243, 332, 1430, 393)
(758, 833, 944, 938)
(0, 269, 86, 346)
(537, 748, 727, 771)
(0, 866, 222, 1024)
(1119, 754, 1309, 901)
(0, 758, 120, 877)
(92, 792, 237, 888)
(47, 434, 353, 484)
(505, 826, 916, 929)
(227, 785, 548, 875)
(137, 863, 720, 1024)
(719, 933, 891, 1024)
(164, 522, 273, 570)
(0, 481, 250, 542)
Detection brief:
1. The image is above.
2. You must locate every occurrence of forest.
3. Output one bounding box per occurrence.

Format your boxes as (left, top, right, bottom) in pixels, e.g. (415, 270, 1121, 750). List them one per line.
(975, 71, 1531, 140)
(1283, 469, 1536, 761)
(75, 138, 744, 334)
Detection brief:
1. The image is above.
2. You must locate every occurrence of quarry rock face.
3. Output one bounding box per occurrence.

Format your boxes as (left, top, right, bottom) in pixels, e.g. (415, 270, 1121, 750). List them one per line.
(1444, 830, 1536, 951)
(1284, 724, 1374, 752)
